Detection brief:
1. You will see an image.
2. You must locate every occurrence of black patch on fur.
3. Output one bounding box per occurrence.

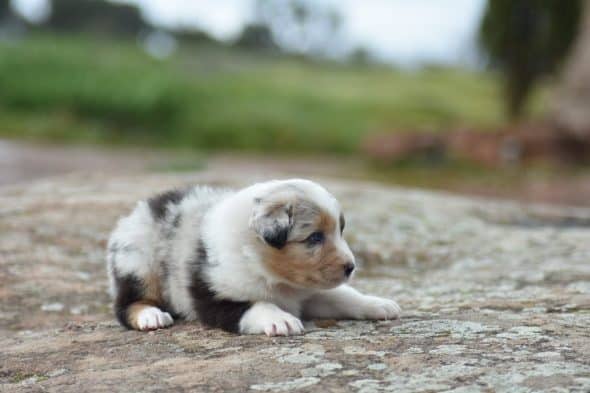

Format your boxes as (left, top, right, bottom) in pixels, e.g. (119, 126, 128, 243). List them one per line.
(340, 213, 345, 234)
(114, 274, 144, 329)
(261, 204, 293, 249)
(251, 195, 294, 249)
(148, 188, 187, 221)
(263, 226, 289, 249)
(188, 240, 252, 333)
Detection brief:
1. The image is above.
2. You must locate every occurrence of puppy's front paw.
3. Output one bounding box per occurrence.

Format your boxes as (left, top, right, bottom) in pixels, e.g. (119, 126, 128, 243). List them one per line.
(240, 302, 304, 336)
(261, 313, 305, 337)
(359, 296, 401, 320)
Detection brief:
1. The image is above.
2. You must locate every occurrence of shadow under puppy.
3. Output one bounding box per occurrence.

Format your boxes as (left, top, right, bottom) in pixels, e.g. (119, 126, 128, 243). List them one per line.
(107, 179, 400, 336)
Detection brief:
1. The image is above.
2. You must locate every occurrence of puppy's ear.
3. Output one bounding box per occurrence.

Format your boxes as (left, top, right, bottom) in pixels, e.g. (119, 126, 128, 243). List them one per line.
(249, 197, 294, 249)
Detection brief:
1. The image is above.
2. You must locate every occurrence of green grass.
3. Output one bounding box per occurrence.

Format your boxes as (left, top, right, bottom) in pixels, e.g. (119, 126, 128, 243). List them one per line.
(0, 34, 547, 153)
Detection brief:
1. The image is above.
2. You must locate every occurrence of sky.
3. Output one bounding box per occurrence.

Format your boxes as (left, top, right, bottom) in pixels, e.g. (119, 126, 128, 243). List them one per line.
(12, 0, 487, 67)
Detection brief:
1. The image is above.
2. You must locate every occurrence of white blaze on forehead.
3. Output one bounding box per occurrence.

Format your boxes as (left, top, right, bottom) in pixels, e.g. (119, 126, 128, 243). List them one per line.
(278, 179, 341, 219)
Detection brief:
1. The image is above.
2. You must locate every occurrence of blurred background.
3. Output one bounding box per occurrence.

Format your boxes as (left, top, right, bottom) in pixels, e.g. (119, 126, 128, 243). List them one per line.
(1, 0, 590, 206)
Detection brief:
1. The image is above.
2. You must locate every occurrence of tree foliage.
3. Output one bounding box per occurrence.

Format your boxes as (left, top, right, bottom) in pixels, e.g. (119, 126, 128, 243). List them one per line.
(479, 0, 582, 119)
(234, 24, 276, 51)
(46, 0, 147, 36)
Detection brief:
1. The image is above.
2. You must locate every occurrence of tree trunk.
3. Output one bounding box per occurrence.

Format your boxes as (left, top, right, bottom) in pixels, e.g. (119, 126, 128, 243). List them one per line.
(553, 0, 590, 138)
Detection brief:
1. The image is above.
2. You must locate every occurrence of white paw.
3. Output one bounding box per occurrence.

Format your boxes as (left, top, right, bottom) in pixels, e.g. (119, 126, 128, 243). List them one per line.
(137, 307, 174, 331)
(359, 296, 401, 320)
(239, 302, 304, 336)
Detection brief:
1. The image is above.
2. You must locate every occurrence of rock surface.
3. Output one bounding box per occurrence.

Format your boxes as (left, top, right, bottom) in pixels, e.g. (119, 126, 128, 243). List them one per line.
(1, 172, 590, 392)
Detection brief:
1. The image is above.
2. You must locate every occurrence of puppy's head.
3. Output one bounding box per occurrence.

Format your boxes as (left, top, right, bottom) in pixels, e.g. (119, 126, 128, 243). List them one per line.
(249, 179, 355, 289)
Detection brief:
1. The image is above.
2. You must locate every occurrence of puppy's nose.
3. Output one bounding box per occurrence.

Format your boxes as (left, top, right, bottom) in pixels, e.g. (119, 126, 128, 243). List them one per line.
(344, 262, 355, 277)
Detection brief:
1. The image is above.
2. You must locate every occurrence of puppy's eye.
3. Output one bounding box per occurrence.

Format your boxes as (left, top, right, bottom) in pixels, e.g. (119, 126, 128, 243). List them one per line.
(305, 231, 324, 246)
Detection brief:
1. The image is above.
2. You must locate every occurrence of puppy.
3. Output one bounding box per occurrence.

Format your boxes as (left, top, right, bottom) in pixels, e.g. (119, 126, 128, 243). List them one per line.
(106, 179, 400, 336)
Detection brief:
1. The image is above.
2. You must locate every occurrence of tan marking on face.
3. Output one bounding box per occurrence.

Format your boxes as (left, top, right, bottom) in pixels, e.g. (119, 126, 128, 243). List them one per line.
(261, 210, 352, 289)
(127, 300, 159, 330)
